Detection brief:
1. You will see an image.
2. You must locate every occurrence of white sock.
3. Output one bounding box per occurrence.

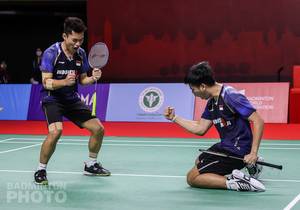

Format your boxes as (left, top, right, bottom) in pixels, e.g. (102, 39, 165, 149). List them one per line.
(37, 163, 47, 171)
(86, 157, 97, 167)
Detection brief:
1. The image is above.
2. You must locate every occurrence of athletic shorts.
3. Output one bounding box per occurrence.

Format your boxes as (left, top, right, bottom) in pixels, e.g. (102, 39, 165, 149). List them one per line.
(42, 100, 96, 128)
(197, 143, 246, 175)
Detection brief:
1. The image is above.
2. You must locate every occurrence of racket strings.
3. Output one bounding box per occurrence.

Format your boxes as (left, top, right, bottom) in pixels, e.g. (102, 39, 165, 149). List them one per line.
(88, 42, 109, 69)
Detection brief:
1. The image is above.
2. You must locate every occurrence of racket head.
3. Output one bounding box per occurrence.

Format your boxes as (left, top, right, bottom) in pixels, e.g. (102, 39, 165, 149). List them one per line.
(88, 42, 109, 68)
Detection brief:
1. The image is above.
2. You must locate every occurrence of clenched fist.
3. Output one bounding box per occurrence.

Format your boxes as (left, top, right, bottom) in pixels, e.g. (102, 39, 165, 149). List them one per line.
(164, 106, 176, 121)
(65, 72, 76, 86)
(92, 68, 102, 81)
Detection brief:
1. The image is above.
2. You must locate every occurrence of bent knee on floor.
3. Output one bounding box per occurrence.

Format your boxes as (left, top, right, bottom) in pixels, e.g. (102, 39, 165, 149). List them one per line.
(186, 177, 194, 187)
(186, 167, 200, 187)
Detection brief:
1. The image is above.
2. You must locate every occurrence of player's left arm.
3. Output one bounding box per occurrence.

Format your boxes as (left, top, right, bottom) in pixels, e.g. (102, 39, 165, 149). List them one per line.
(244, 111, 264, 165)
(79, 69, 102, 85)
(225, 88, 264, 165)
(79, 49, 102, 85)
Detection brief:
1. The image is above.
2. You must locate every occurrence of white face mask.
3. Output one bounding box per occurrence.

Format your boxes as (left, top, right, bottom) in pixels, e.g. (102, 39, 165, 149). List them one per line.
(36, 51, 42, 56)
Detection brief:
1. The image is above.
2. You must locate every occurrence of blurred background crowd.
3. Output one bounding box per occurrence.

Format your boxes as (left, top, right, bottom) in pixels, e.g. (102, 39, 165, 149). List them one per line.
(0, 0, 86, 84)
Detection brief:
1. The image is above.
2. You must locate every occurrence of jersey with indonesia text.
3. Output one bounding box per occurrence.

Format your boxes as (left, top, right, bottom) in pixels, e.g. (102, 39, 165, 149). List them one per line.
(201, 85, 256, 156)
(40, 42, 90, 103)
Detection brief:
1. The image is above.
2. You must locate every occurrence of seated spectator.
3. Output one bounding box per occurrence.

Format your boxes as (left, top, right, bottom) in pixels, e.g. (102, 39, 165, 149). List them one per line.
(30, 48, 43, 84)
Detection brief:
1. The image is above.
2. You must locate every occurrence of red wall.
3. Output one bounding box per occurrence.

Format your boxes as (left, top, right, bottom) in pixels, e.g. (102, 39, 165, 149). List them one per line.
(88, 0, 300, 83)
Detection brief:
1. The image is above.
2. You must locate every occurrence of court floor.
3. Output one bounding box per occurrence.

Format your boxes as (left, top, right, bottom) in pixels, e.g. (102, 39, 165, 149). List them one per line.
(0, 134, 299, 210)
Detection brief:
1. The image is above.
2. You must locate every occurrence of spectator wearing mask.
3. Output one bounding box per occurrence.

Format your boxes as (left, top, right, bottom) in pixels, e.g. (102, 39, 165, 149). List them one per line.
(30, 48, 43, 84)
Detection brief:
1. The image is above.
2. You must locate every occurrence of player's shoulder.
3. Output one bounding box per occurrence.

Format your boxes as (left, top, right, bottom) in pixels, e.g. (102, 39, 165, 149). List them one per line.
(43, 42, 61, 57)
(77, 47, 87, 56)
(222, 84, 243, 98)
(78, 47, 86, 53)
(222, 84, 252, 110)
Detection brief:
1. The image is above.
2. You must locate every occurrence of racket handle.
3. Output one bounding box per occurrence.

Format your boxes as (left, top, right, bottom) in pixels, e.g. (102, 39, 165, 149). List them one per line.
(92, 92, 97, 116)
(199, 149, 283, 170)
(227, 154, 283, 170)
(256, 160, 283, 170)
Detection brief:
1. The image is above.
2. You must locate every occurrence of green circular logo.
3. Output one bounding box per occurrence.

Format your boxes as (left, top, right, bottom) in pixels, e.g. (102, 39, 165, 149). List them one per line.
(139, 87, 164, 112)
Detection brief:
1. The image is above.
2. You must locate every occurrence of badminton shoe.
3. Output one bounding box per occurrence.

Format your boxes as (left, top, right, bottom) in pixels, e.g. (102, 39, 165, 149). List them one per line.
(227, 169, 265, 192)
(84, 162, 111, 176)
(34, 169, 48, 185)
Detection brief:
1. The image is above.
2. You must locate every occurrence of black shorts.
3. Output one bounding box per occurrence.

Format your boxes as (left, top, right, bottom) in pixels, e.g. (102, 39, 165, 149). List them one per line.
(197, 143, 245, 175)
(42, 100, 96, 128)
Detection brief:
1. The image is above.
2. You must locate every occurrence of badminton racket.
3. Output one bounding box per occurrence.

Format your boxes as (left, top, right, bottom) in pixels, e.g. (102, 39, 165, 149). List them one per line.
(88, 42, 109, 116)
(198, 148, 282, 170)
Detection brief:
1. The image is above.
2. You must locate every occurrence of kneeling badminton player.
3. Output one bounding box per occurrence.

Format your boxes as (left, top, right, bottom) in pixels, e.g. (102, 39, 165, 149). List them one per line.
(164, 61, 267, 192)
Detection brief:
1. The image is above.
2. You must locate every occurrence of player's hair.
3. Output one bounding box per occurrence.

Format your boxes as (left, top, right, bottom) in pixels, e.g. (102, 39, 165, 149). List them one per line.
(184, 61, 216, 86)
(64, 17, 87, 35)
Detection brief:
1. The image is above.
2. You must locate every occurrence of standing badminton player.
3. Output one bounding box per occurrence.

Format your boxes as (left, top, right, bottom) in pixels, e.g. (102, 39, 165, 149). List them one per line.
(34, 17, 110, 185)
(164, 61, 265, 192)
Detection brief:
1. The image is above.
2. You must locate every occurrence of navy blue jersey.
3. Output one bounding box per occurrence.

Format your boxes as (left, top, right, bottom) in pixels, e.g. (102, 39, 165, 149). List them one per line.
(40, 42, 90, 103)
(201, 85, 256, 156)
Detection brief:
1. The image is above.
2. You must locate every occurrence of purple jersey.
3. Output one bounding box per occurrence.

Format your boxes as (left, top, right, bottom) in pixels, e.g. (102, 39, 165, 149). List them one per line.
(40, 42, 90, 103)
(201, 85, 256, 156)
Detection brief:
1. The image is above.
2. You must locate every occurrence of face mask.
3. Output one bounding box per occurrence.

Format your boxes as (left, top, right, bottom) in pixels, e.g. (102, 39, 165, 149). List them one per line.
(36, 51, 42, 56)
(1, 64, 6, 69)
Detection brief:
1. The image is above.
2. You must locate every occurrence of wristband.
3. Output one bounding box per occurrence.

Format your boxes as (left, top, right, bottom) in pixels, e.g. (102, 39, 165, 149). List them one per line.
(45, 78, 54, 90)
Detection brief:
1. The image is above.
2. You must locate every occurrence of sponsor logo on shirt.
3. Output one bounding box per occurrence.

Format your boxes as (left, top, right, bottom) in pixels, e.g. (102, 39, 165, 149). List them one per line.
(213, 118, 232, 128)
(56, 70, 76, 75)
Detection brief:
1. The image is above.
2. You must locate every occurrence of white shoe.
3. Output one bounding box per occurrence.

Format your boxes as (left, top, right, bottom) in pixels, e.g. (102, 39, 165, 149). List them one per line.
(246, 157, 264, 179)
(231, 169, 265, 192)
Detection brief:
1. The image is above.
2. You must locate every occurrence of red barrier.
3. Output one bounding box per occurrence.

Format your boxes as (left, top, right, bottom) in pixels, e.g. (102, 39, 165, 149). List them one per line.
(293, 66, 300, 88)
(289, 88, 300, 123)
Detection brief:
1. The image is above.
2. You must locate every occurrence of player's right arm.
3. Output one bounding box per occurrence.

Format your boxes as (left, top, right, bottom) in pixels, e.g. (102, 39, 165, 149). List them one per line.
(41, 45, 76, 90)
(42, 72, 75, 90)
(164, 106, 212, 135)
